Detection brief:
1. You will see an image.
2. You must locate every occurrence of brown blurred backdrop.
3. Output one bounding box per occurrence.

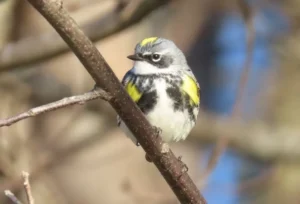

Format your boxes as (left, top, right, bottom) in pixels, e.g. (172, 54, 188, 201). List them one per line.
(0, 0, 300, 204)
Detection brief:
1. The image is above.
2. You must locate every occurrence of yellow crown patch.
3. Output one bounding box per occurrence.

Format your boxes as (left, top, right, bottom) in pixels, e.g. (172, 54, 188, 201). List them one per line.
(140, 37, 158, 47)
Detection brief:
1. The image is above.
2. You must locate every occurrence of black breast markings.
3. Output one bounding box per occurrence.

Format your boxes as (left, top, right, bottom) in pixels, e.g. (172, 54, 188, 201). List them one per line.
(137, 91, 158, 114)
(184, 94, 196, 122)
(166, 84, 196, 122)
(166, 86, 184, 111)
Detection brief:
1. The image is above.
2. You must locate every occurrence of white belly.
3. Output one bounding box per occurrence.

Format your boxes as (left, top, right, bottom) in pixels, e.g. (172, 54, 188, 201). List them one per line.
(120, 80, 195, 144)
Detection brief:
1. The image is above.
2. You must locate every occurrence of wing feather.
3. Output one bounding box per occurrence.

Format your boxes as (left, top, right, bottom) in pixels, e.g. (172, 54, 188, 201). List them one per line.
(117, 70, 143, 126)
(181, 73, 200, 106)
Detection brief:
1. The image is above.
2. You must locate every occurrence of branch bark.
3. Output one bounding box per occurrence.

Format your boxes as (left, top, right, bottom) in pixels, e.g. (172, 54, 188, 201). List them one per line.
(24, 0, 207, 203)
(0, 0, 170, 72)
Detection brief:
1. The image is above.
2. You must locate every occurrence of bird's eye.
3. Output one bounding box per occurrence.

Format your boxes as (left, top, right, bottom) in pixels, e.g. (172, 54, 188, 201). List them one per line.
(151, 54, 161, 62)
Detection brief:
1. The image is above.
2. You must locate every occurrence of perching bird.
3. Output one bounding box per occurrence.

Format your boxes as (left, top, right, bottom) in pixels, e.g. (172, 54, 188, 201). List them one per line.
(118, 37, 200, 145)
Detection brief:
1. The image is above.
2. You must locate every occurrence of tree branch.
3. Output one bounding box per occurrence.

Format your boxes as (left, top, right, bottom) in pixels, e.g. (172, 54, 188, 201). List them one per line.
(0, 87, 111, 127)
(22, 0, 206, 203)
(0, 0, 170, 72)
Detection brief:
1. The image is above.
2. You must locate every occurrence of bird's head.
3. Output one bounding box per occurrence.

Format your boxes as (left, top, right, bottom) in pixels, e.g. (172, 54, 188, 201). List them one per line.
(128, 37, 188, 75)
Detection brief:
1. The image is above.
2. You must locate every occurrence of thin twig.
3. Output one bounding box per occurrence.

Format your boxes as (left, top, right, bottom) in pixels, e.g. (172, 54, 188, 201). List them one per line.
(22, 171, 34, 204)
(25, 0, 206, 203)
(4, 190, 23, 204)
(0, 87, 111, 127)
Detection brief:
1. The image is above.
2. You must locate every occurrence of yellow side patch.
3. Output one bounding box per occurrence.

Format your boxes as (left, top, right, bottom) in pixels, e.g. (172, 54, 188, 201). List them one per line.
(125, 81, 142, 102)
(140, 37, 158, 47)
(181, 75, 200, 105)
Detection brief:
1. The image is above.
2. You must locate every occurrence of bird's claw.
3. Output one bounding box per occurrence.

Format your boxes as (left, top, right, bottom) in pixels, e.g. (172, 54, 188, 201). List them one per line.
(145, 153, 152, 163)
(178, 156, 189, 174)
(153, 126, 162, 138)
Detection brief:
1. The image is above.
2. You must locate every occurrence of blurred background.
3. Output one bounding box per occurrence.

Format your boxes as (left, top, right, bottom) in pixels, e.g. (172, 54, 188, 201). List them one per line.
(0, 0, 299, 203)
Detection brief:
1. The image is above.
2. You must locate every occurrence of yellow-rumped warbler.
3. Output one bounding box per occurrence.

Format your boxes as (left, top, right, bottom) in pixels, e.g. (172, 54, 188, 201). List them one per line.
(118, 37, 200, 145)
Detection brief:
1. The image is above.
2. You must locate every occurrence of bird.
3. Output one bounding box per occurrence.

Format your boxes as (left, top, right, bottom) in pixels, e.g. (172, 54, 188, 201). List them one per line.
(117, 37, 200, 146)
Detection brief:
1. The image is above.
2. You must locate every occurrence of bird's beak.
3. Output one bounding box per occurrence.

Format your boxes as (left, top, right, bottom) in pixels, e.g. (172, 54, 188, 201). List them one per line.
(127, 54, 143, 61)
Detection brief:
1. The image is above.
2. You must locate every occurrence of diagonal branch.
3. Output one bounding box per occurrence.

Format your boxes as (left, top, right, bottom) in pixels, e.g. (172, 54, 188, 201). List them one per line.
(0, 0, 170, 72)
(24, 0, 207, 203)
(0, 87, 111, 127)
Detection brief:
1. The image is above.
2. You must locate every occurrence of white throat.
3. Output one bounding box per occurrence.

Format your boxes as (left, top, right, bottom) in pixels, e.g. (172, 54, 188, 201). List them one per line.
(132, 61, 175, 75)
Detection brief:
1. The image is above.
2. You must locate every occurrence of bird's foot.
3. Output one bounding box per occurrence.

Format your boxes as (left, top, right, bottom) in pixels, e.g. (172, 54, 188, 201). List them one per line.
(145, 153, 152, 163)
(135, 141, 140, 146)
(153, 126, 162, 138)
(177, 156, 189, 174)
